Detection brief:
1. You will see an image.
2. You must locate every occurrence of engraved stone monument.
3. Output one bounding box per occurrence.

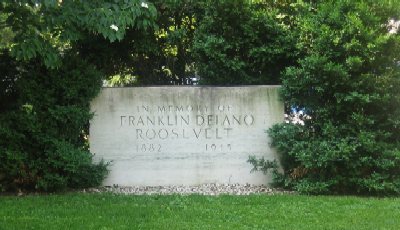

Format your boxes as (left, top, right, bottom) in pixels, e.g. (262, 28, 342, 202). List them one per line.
(89, 86, 283, 186)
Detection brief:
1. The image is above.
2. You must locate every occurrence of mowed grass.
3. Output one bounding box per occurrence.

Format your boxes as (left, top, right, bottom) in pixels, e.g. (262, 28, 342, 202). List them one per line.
(0, 193, 399, 230)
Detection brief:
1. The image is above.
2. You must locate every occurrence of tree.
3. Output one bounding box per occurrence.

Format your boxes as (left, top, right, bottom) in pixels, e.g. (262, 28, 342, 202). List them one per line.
(99, 0, 205, 86)
(193, 0, 296, 85)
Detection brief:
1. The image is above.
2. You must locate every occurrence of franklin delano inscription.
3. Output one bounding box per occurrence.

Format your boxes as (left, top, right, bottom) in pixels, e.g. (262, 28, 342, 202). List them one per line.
(89, 86, 283, 186)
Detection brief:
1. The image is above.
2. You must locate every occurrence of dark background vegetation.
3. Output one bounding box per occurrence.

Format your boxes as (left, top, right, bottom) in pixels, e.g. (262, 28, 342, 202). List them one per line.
(0, 0, 399, 194)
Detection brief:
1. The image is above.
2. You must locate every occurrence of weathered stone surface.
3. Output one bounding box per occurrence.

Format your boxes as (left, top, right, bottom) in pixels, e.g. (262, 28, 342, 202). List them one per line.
(89, 86, 283, 186)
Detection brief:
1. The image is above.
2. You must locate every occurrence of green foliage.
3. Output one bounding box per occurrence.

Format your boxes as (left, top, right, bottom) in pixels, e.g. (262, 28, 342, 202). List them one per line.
(106, 74, 138, 87)
(1, 0, 157, 69)
(0, 1, 157, 191)
(0, 52, 108, 192)
(0, 12, 14, 49)
(193, 0, 296, 85)
(256, 0, 400, 195)
(136, 0, 203, 85)
(2, 0, 399, 196)
(91, 0, 204, 85)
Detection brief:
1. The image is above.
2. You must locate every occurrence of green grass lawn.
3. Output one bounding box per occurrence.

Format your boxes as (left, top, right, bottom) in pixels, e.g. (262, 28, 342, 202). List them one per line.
(0, 193, 399, 230)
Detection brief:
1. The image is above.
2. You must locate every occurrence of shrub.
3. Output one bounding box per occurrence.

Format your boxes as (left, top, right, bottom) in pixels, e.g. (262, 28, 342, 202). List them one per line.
(251, 0, 400, 195)
(0, 1, 158, 192)
(0, 52, 108, 192)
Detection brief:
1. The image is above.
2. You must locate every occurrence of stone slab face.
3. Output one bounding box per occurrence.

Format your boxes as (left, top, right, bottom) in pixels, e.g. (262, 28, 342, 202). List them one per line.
(89, 86, 283, 186)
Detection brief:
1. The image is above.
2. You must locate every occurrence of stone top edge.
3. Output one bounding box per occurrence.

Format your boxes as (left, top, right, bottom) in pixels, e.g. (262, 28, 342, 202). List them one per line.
(101, 85, 282, 89)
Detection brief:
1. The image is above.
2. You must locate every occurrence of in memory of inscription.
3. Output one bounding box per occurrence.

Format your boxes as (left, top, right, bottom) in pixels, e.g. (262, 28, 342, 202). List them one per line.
(89, 86, 283, 186)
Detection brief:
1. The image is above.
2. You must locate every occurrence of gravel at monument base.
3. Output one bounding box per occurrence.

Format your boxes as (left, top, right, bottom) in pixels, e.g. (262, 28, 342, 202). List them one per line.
(84, 184, 295, 195)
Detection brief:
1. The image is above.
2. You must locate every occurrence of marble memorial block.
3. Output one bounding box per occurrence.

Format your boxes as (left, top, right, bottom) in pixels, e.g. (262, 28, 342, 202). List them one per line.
(89, 86, 284, 186)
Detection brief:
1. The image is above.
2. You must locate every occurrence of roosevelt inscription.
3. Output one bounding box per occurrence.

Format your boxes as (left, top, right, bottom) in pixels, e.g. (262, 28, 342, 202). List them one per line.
(89, 86, 283, 186)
